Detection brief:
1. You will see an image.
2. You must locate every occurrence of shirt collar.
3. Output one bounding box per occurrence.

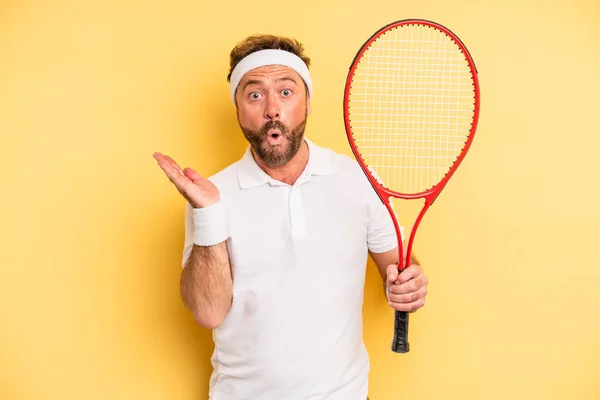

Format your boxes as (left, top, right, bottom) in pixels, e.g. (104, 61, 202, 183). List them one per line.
(237, 138, 336, 189)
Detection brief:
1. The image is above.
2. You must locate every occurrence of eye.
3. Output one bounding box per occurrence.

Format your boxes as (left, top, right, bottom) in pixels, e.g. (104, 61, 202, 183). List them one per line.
(281, 89, 292, 97)
(249, 92, 262, 100)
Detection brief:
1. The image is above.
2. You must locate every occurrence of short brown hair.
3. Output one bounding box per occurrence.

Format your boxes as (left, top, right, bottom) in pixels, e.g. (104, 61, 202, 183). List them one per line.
(227, 34, 311, 82)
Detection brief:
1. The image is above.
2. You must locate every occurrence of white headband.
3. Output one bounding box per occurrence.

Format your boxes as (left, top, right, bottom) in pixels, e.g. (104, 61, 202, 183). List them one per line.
(229, 49, 312, 104)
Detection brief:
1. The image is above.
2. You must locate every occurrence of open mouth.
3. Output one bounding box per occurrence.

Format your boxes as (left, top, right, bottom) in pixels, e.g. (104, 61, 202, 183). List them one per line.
(266, 131, 284, 144)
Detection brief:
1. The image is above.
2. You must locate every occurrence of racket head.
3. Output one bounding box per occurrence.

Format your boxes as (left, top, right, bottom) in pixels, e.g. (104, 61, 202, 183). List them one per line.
(343, 19, 480, 354)
(344, 19, 480, 202)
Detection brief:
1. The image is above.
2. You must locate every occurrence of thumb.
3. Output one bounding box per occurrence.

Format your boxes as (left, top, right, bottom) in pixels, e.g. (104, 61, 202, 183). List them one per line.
(386, 264, 399, 283)
(183, 167, 204, 183)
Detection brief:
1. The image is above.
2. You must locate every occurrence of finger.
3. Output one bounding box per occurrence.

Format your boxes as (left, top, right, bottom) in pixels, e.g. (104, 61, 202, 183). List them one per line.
(154, 152, 178, 170)
(155, 154, 186, 181)
(157, 165, 191, 192)
(389, 271, 428, 294)
(396, 263, 423, 284)
(388, 297, 425, 313)
(389, 276, 428, 295)
(162, 155, 185, 175)
(386, 264, 399, 283)
(183, 167, 204, 182)
(387, 286, 428, 304)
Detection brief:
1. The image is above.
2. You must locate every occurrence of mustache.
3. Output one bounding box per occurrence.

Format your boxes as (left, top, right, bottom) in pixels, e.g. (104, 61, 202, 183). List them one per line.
(260, 120, 287, 136)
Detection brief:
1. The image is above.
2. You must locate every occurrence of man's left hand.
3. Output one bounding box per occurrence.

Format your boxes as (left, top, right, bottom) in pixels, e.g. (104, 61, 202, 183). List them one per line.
(385, 263, 428, 313)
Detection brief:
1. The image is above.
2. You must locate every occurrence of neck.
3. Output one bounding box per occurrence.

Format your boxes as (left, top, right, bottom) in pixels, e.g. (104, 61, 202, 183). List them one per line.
(252, 140, 309, 186)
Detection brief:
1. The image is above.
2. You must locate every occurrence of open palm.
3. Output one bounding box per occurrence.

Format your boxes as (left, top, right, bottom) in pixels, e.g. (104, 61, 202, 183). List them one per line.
(153, 152, 220, 208)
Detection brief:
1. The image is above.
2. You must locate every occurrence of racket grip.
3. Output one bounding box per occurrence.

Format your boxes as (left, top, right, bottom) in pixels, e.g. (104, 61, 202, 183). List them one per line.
(391, 310, 410, 353)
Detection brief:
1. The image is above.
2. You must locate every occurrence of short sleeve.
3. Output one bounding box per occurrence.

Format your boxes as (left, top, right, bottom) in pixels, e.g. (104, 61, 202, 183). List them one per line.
(366, 190, 405, 254)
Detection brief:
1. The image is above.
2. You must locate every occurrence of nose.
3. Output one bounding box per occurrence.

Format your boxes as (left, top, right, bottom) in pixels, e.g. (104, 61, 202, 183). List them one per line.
(264, 92, 280, 120)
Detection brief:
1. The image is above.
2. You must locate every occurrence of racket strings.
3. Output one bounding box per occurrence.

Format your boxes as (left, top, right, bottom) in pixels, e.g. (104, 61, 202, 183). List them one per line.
(348, 24, 476, 195)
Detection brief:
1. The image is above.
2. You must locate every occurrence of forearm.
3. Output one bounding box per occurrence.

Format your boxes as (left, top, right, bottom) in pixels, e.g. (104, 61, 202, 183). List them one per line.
(181, 242, 232, 329)
(408, 252, 420, 267)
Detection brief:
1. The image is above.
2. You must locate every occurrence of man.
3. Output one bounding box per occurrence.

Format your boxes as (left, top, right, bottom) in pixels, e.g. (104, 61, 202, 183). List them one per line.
(154, 34, 428, 400)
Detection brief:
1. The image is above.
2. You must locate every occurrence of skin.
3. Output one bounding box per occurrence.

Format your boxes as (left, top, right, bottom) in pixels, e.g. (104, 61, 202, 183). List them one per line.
(153, 64, 428, 328)
(235, 64, 312, 185)
(152, 154, 230, 328)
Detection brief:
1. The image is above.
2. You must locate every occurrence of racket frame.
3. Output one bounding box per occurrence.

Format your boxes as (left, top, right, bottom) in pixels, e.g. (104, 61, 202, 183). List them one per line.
(343, 18, 481, 353)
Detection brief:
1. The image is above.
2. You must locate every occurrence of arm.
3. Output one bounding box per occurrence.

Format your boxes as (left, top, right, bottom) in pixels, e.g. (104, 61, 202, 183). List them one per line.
(181, 241, 232, 329)
(370, 248, 428, 313)
(153, 152, 232, 328)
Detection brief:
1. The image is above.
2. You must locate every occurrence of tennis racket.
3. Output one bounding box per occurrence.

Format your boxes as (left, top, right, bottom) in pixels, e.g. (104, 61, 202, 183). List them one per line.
(343, 19, 480, 353)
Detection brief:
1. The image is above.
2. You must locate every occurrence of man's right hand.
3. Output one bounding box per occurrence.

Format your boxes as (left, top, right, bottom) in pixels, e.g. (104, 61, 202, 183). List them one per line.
(153, 152, 220, 208)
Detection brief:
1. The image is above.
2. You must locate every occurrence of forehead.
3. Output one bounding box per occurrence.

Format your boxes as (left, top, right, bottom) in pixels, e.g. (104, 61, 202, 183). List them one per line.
(239, 65, 303, 86)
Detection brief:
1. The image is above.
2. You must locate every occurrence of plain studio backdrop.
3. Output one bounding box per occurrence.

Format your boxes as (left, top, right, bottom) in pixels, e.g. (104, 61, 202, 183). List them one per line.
(1, 0, 599, 399)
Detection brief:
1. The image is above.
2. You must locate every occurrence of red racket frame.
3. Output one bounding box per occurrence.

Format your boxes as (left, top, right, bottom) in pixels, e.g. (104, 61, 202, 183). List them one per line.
(343, 19, 481, 353)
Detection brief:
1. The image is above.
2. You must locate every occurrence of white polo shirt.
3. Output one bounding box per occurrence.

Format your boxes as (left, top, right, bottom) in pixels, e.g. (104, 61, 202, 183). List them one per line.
(182, 138, 399, 400)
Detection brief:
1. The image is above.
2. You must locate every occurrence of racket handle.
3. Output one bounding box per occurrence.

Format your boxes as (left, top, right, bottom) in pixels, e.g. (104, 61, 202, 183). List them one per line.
(391, 310, 410, 353)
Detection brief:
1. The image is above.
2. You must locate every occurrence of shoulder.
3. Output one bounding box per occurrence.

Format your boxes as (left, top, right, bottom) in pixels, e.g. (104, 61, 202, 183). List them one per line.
(307, 142, 377, 204)
(326, 148, 372, 188)
(309, 140, 365, 177)
(335, 153, 365, 176)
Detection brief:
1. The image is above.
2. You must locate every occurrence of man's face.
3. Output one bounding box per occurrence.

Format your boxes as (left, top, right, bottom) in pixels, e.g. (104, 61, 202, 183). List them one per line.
(235, 65, 311, 167)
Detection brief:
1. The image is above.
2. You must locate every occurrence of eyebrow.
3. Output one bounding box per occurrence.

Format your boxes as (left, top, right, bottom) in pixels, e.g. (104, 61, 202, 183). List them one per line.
(275, 77, 299, 85)
(241, 76, 299, 92)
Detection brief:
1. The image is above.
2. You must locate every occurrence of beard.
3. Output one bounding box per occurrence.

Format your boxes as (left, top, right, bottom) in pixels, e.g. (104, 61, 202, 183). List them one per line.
(239, 115, 307, 167)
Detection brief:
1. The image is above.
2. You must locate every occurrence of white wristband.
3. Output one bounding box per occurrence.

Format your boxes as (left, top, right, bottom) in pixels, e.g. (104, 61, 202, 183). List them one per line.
(192, 201, 229, 246)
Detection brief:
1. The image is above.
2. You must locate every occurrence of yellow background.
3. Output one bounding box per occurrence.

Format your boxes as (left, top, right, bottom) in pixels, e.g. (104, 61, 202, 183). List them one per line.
(1, 0, 599, 399)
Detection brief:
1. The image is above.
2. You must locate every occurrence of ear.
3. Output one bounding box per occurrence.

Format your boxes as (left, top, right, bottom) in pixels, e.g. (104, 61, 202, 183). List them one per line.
(306, 94, 311, 116)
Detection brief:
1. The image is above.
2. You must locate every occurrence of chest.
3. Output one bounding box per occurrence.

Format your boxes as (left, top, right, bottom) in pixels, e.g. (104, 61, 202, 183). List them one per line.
(224, 179, 370, 285)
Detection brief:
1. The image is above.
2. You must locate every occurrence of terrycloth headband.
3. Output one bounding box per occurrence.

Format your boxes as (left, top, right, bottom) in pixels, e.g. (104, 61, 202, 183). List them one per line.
(229, 49, 312, 104)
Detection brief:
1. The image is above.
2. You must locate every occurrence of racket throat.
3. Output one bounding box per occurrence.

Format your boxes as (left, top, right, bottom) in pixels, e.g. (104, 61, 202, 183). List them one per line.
(402, 197, 433, 270)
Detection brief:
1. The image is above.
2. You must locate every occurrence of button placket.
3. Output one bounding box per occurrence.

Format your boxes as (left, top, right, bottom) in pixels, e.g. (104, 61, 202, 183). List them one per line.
(289, 186, 307, 238)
